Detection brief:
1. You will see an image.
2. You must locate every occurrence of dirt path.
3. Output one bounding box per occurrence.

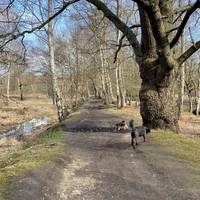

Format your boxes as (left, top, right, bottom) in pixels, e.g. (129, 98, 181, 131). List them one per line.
(7, 100, 200, 200)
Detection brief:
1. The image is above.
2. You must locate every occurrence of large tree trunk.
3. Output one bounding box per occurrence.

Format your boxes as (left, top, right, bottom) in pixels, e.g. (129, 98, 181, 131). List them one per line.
(48, 0, 65, 122)
(139, 73, 179, 132)
(138, 3, 179, 131)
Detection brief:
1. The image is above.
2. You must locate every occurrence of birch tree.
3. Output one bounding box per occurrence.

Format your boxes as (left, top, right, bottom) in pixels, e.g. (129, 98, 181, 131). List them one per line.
(48, 0, 65, 122)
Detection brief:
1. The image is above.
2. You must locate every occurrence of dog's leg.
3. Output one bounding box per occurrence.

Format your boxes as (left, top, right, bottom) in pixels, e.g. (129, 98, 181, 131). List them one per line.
(135, 134, 138, 146)
(133, 138, 136, 148)
(132, 138, 136, 149)
(143, 132, 146, 142)
(116, 125, 120, 131)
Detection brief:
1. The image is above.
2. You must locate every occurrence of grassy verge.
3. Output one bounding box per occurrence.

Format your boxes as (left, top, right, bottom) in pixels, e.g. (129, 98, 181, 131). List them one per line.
(148, 130, 200, 176)
(0, 126, 64, 199)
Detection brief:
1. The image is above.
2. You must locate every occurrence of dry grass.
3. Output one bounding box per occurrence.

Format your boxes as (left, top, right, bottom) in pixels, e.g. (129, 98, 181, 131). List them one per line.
(0, 94, 57, 132)
(179, 112, 200, 139)
(106, 104, 142, 125)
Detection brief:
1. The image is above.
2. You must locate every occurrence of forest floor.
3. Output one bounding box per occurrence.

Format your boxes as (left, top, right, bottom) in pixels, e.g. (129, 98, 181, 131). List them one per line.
(1, 99, 200, 200)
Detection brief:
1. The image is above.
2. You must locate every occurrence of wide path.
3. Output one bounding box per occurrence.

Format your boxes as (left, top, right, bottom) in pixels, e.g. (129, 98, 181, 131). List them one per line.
(8, 100, 200, 200)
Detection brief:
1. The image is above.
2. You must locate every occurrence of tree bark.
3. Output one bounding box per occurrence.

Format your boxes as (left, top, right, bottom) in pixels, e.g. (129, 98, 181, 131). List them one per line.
(138, 3, 179, 131)
(139, 71, 179, 132)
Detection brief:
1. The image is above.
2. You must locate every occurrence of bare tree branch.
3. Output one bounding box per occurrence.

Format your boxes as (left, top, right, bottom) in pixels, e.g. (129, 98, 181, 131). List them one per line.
(86, 0, 142, 58)
(113, 24, 141, 63)
(170, 0, 200, 48)
(178, 40, 200, 65)
(131, 0, 150, 10)
(0, 0, 15, 14)
(0, 0, 80, 49)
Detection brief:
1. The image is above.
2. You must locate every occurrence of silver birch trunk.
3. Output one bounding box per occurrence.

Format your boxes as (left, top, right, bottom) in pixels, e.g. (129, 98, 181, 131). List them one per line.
(115, 63, 121, 108)
(104, 63, 114, 103)
(115, 0, 125, 108)
(120, 62, 126, 108)
(6, 68, 10, 102)
(86, 81, 90, 98)
(116, 1, 121, 108)
(48, 0, 64, 121)
(115, 30, 126, 108)
(188, 93, 193, 113)
(196, 79, 200, 116)
(180, 32, 185, 113)
(18, 78, 24, 101)
(100, 45, 109, 104)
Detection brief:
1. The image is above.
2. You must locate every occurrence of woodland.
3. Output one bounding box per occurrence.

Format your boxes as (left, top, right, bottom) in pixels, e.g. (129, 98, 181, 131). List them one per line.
(0, 1, 200, 199)
(0, 0, 200, 131)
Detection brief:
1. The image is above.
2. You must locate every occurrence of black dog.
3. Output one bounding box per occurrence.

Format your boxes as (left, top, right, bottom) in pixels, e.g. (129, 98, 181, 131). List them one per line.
(129, 119, 150, 149)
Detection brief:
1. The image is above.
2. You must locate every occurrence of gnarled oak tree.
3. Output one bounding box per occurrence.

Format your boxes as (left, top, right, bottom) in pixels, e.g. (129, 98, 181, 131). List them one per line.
(86, 0, 200, 131)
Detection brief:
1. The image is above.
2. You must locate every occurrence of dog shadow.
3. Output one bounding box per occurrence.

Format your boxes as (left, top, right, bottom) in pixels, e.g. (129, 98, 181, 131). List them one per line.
(62, 126, 130, 134)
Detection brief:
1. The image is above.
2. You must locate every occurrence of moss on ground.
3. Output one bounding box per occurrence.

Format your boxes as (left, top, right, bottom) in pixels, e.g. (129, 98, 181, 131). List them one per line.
(149, 130, 200, 175)
(0, 126, 65, 200)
